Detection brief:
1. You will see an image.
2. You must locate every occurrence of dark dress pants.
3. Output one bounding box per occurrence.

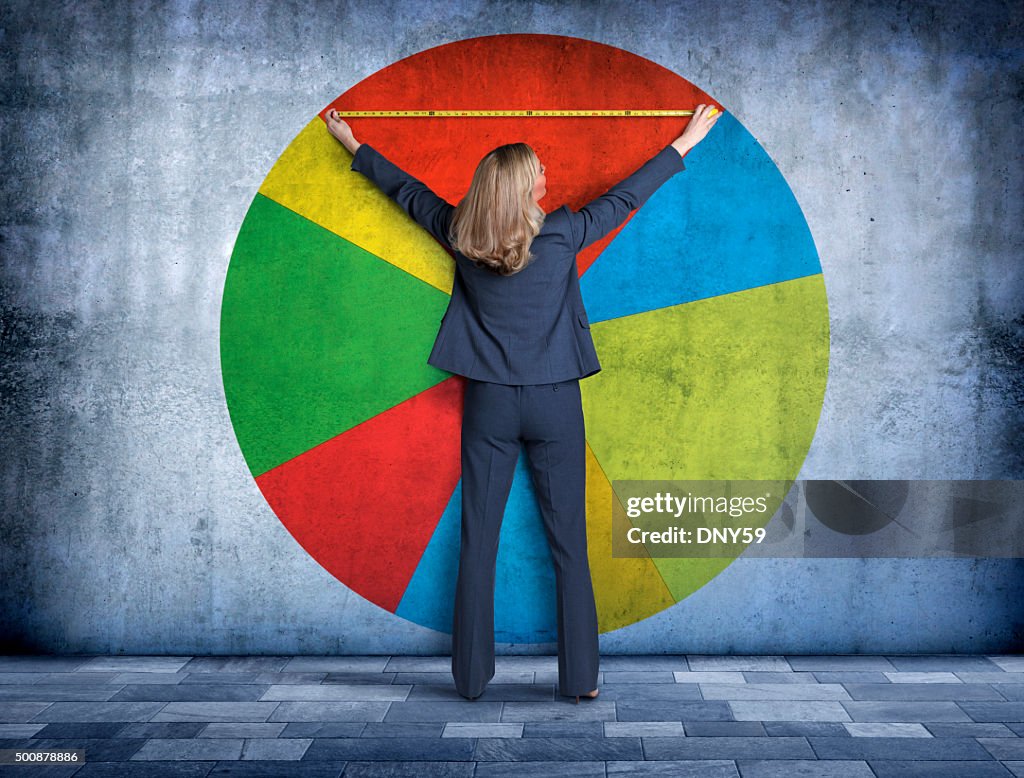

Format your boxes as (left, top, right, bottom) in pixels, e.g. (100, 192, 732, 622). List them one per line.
(452, 378, 600, 699)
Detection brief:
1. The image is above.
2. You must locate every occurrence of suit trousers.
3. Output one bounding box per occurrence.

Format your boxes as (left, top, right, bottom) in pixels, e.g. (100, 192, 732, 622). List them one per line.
(451, 377, 600, 699)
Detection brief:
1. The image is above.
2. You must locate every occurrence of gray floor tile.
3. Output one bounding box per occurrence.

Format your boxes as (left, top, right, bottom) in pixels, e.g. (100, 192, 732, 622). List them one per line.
(116, 722, 207, 738)
(473, 735, 642, 760)
(604, 721, 684, 737)
(673, 671, 746, 684)
(703, 683, 851, 701)
(476, 762, 605, 777)
(991, 657, 1024, 673)
(30, 701, 166, 722)
(239, 737, 312, 759)
(741, 672, 821, 684)
(30, 721, 128, 738)
(110, 684, 269, 702)
(268, 701, 389, 723)
(0, 672, 47, 684)
(72, 762, 216, 777)
(616, 700, 734, 722)
(842, 683, 1004, 701)
(442, 722, 523, 738)
(642, 735, 815, 760)
(811, 672, 892, 684)
(279, 722, 366, 737)
(958, 673, 1024, 684)
(584, 683, 702, 701)
(303, 736, 475, 760)
(959, 702, 1024, 722)
(0, 684, 123, 701)
(978, 738, 1024, 760)
(993, 685, 1024, 701)
(0, 702, 53, 722)
(925, 722, 1017, 737)
(393, 671, 532, 685)
(809, 736, 995, 760)
(729, 701, 851, 722)
(684, 721, 767, 737)
(521, 721, 604, 738)
(111, 673, 190, 685)
(884, 671, 962, 683)
(607, 760, 740, 776)
(843, 722, 931, 737)
(599, 656, 690, 671)
(688, 656, 791, 672)
(383, 701, 501, 722)
(77, 657, 191, 673)
(198, 722, 287, 738)
(379, 657, 458, 673)
(405, 683, 551, 701)
(130, 737, 243, 760)
(321, 672, 396, 685)
(762, 721, 851, 737)
(603, 671, 678, 683)
(786, 656, 896, 672)
(841, 701, 973, 722)
(283, 657, 390, 673)
(338, 762, 472, 777)
(359, 721, 444, 737)
(36, 673, 121, 685)
(0, 657, 92, 673)
(868, 760, 1015, 777)
(736, 760, 874, 777)
(886, 655, 1003, 672)
(208, 763, 346, 777)
(260, 684, 410, 702)
(499, 701, 615, 722)
(0, 723, 45, 737)
(181, 658, 290, 674)
(494, 657, 560, 672)
(151, 702, 279, 722)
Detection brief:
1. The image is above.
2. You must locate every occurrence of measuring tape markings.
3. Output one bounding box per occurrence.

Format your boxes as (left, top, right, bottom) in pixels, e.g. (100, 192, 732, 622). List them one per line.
(334, 109, 705, 117)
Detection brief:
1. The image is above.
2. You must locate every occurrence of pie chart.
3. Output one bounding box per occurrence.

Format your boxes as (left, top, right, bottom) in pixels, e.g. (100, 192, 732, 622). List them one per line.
(220, 34, 829, 641)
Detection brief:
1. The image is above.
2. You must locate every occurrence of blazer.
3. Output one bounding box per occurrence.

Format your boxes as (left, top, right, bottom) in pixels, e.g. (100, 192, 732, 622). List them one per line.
(350, 141, 686, 385)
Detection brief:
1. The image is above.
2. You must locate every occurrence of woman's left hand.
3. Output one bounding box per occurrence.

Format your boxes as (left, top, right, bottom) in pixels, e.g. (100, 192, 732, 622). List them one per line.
(325, 109, 359, 154)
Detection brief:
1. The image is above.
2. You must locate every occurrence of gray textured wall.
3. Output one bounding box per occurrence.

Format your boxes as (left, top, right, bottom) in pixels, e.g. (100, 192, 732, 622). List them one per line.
(2, 0, 1021, 654)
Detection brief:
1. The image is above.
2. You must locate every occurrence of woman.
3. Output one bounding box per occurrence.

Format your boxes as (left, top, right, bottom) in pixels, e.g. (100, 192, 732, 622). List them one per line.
(326, 105, 720, 702)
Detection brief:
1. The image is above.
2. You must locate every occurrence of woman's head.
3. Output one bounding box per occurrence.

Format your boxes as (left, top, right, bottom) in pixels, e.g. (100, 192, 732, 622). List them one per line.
(449, 142, 546, 276)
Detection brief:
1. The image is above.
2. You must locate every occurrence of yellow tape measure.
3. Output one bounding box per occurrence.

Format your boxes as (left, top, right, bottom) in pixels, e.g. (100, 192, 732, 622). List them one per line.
(336, 109, 703, 117)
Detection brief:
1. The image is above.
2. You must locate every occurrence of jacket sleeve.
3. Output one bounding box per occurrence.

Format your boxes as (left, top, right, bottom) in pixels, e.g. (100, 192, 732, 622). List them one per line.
(567, 144, 686, 252)
(350, 142, 455, 250)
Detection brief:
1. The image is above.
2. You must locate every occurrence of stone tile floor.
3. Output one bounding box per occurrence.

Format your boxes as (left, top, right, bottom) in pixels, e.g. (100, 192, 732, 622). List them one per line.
(0, 654, 1022, 776)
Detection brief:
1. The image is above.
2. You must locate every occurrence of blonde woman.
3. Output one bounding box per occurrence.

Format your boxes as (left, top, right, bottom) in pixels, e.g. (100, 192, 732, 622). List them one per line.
(327, 105, 720, 702)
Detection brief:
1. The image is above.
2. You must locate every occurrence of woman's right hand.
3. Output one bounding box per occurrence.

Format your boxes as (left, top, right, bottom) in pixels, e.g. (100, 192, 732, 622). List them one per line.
(671, 103, 721, 156)
(326, 109, 361, 155)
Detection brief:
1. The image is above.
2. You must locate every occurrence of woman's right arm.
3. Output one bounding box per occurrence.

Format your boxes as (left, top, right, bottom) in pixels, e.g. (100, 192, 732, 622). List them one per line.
(325, 110, 455, 251)
(567, 103, 721, 253)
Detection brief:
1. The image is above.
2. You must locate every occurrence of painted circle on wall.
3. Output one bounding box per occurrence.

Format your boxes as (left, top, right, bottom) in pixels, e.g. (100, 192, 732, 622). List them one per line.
(220, 33, 829, 641)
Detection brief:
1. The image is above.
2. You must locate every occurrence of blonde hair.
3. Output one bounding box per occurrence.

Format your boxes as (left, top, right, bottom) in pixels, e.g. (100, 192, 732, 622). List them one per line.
(449, 143, 546, 276)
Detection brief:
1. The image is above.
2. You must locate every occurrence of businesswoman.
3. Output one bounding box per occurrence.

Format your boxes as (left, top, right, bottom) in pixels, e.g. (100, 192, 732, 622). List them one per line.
(326, 105, 720, 702)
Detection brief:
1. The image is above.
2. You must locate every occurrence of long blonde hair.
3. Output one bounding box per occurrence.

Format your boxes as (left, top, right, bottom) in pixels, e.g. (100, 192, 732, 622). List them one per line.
(449, 143, 546, 276)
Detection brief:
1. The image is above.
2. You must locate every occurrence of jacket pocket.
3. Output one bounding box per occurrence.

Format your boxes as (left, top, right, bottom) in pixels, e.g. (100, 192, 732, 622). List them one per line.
(577, 311, 590, 329)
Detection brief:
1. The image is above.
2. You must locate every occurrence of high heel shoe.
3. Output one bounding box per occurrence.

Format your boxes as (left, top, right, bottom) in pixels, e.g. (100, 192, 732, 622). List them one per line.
(574, 688, 599, 704)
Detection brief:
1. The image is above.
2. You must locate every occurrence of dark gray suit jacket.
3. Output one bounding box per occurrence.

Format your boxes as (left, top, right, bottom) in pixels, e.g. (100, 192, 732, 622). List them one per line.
(350, 141, 686, 384)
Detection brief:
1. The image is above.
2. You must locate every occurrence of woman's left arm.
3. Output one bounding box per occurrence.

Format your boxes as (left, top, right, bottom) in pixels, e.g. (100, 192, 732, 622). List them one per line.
(326, 110, 455, 251)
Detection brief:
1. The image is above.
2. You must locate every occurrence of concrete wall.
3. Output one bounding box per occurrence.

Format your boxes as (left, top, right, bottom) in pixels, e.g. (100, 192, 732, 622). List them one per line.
(2, 0, 1021, 654)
